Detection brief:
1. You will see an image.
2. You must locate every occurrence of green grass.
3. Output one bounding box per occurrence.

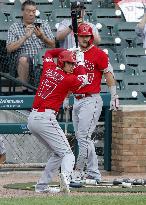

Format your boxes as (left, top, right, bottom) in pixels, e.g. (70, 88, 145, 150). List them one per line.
(3, 182, 146, 193)
(1, 195, 146, 205)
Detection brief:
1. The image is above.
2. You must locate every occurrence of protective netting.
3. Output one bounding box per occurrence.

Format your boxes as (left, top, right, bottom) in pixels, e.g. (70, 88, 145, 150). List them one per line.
(0, 110, 104, 170)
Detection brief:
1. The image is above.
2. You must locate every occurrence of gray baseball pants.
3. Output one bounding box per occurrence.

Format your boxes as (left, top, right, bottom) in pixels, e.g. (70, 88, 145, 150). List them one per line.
(72, 94, 103, 180)
(28, 109, 75, 185)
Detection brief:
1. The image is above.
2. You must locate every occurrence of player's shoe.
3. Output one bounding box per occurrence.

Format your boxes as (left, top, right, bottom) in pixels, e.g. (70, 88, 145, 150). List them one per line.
(70, 171, 85, 183)
(85, 175, 101, 185)
(69, 171, 85, 188)
(60, 172, 70, 193)
(35, 184, 60, 194)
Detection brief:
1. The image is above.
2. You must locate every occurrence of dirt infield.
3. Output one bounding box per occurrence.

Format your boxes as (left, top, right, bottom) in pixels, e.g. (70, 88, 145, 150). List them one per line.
(1, 171, 146, 198)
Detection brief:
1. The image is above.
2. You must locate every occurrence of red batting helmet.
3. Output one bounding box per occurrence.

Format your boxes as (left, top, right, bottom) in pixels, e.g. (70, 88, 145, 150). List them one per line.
(78, 23, 94, 45)
(57, 50, 76, 69)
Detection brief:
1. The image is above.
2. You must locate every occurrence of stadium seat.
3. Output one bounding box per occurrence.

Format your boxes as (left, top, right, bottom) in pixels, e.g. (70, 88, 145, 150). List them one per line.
(49, 8, 71, 22)
(34, 0, 51, 4)
(33, 48, 48, 86)
(0, 10, 13, 32)
(137, 58, 146, 75)
(91, 8, 125, 33)
(10, 9, 22, 22)
(117, 90, 146, 105)
(122, 75, 146, 92)
(95, 22, 111, 37)
(1, 4, 12, 16)
(0, 31, 8, 41)
(132, 36, 143, 48)
(112, 22, 137, 47)
(0, 10, 9, 23)
(102, 48, 118, 64)
(81, 0, 102, 18)
(37, 3, 54, 18)
(36, 0, 70, 9)
(99, 36, 129, 57)
(119, 47, 146, 66)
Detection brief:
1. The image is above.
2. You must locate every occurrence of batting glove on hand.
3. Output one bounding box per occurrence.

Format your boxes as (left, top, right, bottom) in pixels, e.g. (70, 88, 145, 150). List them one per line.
(78, 74, 88, 86)
(76, 51, 84, 66)
(110, 94, 119, 111)
(63, 98, 70, 110)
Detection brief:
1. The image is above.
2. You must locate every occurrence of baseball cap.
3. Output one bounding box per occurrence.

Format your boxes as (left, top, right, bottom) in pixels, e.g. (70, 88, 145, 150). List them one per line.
(71, 1, 86, 10)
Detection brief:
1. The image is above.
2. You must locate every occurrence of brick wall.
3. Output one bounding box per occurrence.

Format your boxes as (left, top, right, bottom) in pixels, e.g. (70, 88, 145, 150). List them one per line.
(112, 105, 146, 173)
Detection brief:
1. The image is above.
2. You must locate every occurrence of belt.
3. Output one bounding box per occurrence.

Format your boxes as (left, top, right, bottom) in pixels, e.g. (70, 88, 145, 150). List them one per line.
(32, 108, 58, 115)
(74, 93, 92, 100)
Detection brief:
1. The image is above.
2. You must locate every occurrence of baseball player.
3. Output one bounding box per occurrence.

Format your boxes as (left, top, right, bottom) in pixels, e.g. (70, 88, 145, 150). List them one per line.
(27, 48, 88, 193)
(71, 23, 119, 184)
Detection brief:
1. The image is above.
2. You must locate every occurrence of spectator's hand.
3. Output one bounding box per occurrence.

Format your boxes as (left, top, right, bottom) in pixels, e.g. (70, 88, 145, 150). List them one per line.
(25, 25, 34, 39)
(34, 26, 44, 40)
(110, 94, 119, 111)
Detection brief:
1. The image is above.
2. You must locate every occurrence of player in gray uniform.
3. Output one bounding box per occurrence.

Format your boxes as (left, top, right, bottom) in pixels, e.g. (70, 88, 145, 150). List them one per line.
(70, 23, 119, 185)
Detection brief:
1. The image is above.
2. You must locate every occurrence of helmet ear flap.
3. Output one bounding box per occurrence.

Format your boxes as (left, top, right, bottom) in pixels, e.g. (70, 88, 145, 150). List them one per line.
(88, 35, 94, 45)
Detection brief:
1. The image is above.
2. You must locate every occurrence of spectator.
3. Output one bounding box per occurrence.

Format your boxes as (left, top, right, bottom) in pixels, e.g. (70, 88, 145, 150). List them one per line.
(56, 0, 101, 49)
(135, 12, 146, 48)
(6, 0, 55, 94)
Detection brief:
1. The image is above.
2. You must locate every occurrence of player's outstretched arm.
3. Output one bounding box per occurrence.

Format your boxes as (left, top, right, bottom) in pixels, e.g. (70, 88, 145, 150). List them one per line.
(104, 71, 119, 111)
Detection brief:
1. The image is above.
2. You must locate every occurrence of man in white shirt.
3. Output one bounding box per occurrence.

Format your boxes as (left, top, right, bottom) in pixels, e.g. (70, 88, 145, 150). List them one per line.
(56, 0, 101, 49)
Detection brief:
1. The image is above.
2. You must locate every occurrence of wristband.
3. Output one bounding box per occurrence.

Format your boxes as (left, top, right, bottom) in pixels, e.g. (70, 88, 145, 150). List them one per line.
(109, 85, 117, 98)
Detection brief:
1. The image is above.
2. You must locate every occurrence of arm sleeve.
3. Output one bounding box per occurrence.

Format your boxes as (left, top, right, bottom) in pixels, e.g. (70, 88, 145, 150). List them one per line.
(6, 24, 17, 45)
(68, 73, 88, 93)
(43, 48, 65, 70)
(44, 48, 65, 58)
(98, 50, 109, 70)
(73, 65, 87, 76)
(57, 19, 71, 32)
(69, 76, 83, 93)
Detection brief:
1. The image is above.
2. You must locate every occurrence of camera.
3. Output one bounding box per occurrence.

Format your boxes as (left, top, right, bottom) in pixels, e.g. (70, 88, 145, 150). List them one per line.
(71, 10, 82, 19)
(71, 1, 85, 19)
(34, 22, 42, 28)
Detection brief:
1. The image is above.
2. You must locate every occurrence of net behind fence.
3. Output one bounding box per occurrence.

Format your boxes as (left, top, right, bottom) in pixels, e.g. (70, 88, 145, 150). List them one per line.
(0, 110, 104, 170)
(0, 94, 111, 171)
